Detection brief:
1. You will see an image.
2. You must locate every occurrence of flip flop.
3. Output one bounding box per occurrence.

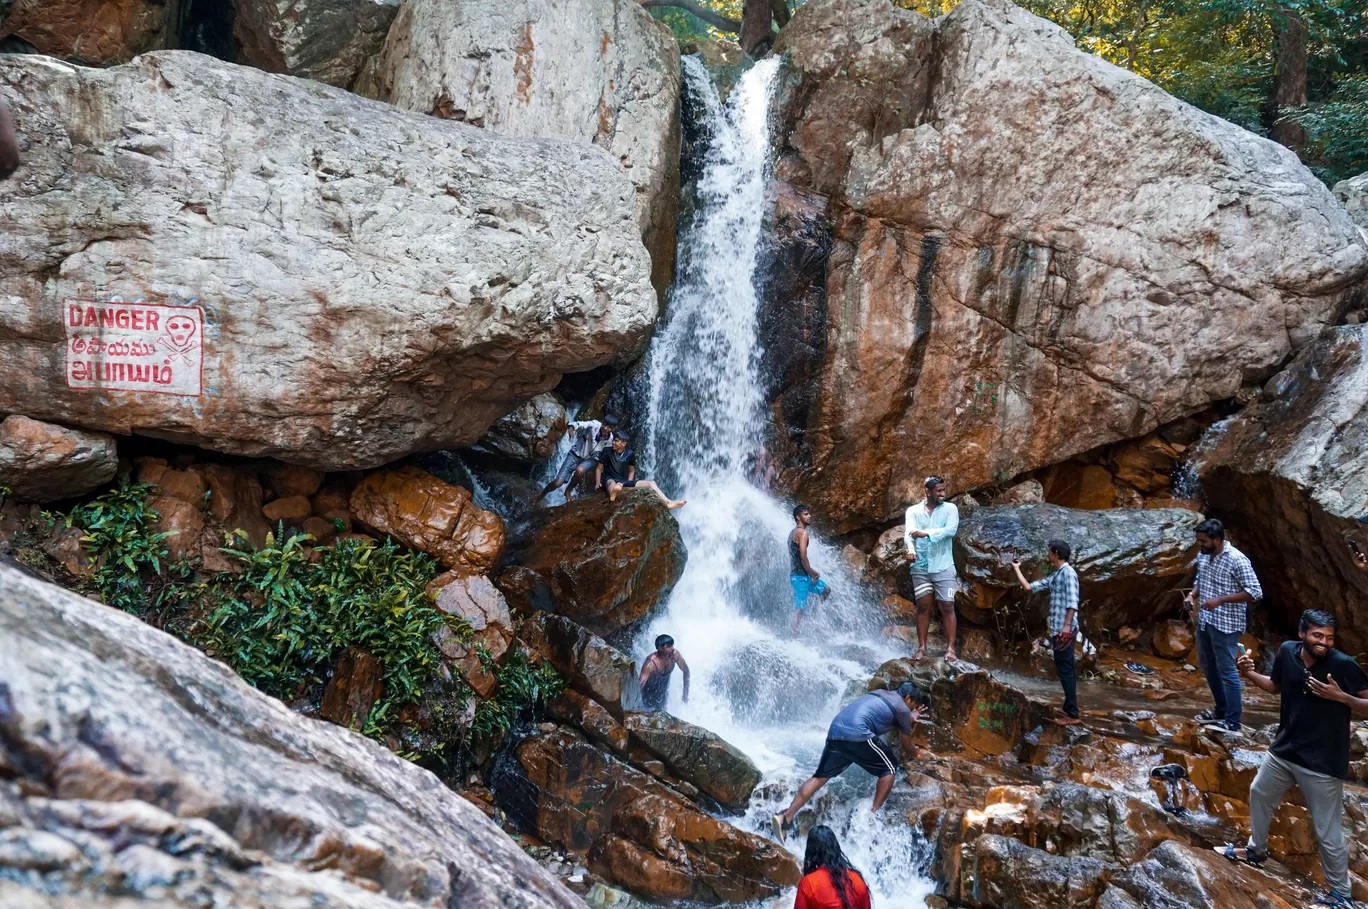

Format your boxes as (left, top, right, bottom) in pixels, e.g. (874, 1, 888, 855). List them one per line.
(1213, 843, 1265, 866)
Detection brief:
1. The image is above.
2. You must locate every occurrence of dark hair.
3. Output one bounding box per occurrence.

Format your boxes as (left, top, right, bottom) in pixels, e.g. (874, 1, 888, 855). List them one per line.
(603, 414, 619, 426)
(924, 475, 944, 490)
(802, 826, 867, 909)
(896, 680, 929, 707)
(1047, 539, 1071, 562)
(793, 503, 810, 518)
(1194, 518, 1225, 539)
(655, 634, 674, 649)
(613, 430, 629, 442)
(1300, 609, 1337, 633)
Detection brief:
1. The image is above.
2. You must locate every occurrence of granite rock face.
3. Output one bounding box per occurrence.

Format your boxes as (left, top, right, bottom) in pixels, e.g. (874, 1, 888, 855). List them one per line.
(234, 0, 400, 90)
(0, 52, 655, 471)
(764, 0, 1368, 532)
(0, 0, 168, 64)
(0, 415, 117, 503)
(372, 0, 681, 297)
(0, 562, 583, 909)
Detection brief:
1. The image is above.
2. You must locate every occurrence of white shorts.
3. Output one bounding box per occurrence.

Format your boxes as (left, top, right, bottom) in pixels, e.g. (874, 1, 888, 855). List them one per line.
(911, 568, 958, 602)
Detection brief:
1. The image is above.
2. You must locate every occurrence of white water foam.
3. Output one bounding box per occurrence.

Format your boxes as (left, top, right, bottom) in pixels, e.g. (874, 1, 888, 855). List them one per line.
(636, 56, 936, 907)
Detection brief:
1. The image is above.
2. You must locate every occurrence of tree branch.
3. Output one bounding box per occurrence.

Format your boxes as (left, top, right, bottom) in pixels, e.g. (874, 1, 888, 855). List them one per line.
(640, 0, 742, 32)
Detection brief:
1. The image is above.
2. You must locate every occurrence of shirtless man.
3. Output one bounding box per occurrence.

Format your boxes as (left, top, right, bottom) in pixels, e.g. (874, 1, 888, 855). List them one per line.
(638, 634, 690, 712)
(789, 504, 831, 636)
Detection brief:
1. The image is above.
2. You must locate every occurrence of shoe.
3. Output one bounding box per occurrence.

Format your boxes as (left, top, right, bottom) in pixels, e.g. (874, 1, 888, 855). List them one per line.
(1204, 720, 1243, 735)
(771, 814, 791, 844)
(1313, 890, 1356, 907)
(1150, 763, 1188, 781)
(1194, 708, 1220, 723)
(1213, 843, 1266, 866)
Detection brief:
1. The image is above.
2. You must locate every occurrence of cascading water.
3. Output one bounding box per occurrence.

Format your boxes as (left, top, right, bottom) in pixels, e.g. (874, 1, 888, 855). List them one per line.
(636, 56, 936, 906)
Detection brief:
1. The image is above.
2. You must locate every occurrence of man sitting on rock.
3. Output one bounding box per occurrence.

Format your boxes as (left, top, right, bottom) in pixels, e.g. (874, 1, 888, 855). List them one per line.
(1217, 609, 1368, 909)
(771, 681, 929, 844)
(1011, 540, 1081, 726)
(1184, 518, 1263, 734)
(594, 431, 685, 510)
(535, 414, 618, 504)
(638, 634, 690, 712)
(904, 476, 960, 662)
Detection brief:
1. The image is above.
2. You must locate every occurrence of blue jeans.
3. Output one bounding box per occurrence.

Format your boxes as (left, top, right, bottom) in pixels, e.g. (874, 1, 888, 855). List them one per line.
(1197, 624, 1242, 725)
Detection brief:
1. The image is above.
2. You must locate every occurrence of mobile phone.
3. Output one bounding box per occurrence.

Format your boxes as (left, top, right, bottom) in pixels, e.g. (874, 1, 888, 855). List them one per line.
(1237, 643, 1247, 657)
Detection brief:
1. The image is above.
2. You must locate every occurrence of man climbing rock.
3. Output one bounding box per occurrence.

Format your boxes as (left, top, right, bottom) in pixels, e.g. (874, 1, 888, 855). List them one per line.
(1184, 518, 1263, 734)
(535, 414, 618, 504)
(904, 476, 960, 661)
(1216, 609, 1368, 909)
(638, 634, 690, 712)
(594, 431, 685, 509)
(771, 681, 929, 843)
(789, 504, 830, 636)
(1011, 540, 1081, 725)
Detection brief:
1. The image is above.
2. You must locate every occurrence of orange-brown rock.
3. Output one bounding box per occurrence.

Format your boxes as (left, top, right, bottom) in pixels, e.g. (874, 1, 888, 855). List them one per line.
(497, 489, 685, 638)
(762, 0, 1365, 532)
(318, 646, 384, 731)
(301, 515, 338, 545)
(520, 613, 638, 718)
(932, 671, 1052, 758)
(882, 593, 917, 622)
(1040, 463, 1122, 510)
(1107, 435, 1181, 496)
(991, 480, 1044, 506)
(189, 463, 271, 548)
(350, 467, 505, 575)
(40, 526, 94, 577)
(548, 688, 629, 754)
(495, 726, 799, 902)
(150, 466, 208, 504)
(2, 0, 168, 65)
(621, 712, 761, 810)
(958, 833, 1111, 909)
(148, 494, 205, 559)
(1153, 619, 1195, 659)
(0, 415, 118, 504)
(1109, 839, 1306, 908)
(262, 495, 312, 524)
(427, 572, 513, 700)
(262, 464, 325, 500)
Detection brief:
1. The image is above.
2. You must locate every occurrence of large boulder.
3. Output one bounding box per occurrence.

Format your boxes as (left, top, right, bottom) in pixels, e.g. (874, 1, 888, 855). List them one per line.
(520, 612, 639, 718)
(0, 52, 655, 471)
(233, 0, 399, 90)
(474, 393, 568, 461)
(1198, 325, 1368, 651)
(932, 671, 1053, 757)
(497, 489, 686, 638)
(493, 726, 799, 903)
(956, 504, 1202, 633)
(958, 834, 1111, 909)
(428, 571, 515, 698)
(349, 467, 505, 575)
(763, 0, 1368, 532)
(621, 712, 762, 810)
(0, 562, 583, 909)
(1108, 839, 1306, 908)
(0, 0, 168, 64)
(1335, 171, 1368, 231)
(370, 0, 681, 298)
(0, 414, 117, 503)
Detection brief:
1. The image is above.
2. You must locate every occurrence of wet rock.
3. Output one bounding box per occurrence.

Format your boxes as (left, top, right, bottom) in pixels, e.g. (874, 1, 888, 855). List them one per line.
(0, 52, 655, 471)
(520, 613, 638, 717)
(958, 833, 1112, 909)
(0, 415, 117, 504)
(372, 0, 681, 298)
(0, 562, 584, 909)
(497, 490, 685, 638)
(621, 712, 761, 810)
(494, 726, 799, 902)
(234, 0, 399, 90)
(428, 572, 514, 699)
(710, 641, 843, 725)
(1109, 839, 1304, 908)
(548, 688, 628, 754)
(351, 467, 505, 575)
(0, 0, 168, 65)
(1024, 783, 1180, 863)
(474, 394, 569, 461)
(956, 504, 1201, 633)
(932, 671, 1052, 758)
(1152, 620, 1194, 659)
(1198, 326, 1368, 651)
(765, 0, 1367, 533)
(319, 646, 384, 731)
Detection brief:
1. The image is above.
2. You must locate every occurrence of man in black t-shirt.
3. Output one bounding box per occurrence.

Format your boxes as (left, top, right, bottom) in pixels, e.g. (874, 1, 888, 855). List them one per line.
(1216, 608, 1368, 908)
(594, 432, 686, 510)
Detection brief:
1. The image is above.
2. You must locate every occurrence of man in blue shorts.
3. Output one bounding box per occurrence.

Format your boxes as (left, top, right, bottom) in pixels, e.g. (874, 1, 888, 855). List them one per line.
(771, 681, 929, 842)
(789, 504, 831, 635)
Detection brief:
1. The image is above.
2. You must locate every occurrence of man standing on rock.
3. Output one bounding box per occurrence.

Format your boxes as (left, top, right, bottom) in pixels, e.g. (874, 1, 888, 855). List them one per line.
(1011, 540, 1082, 725)
(1184, 518, 1263, 734)
(789, 504, 831, 636)
(771, 681, 929, 843)
(1217, 609, 1368, 908)
(595, 431, 685, 509)
(638, 634, 690, 712)
(535, 414, 618, 504)
(904, 476, 960, 662)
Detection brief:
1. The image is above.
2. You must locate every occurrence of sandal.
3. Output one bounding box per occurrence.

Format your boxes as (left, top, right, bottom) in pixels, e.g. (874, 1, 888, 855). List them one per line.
(1213, 843, 1265, 866)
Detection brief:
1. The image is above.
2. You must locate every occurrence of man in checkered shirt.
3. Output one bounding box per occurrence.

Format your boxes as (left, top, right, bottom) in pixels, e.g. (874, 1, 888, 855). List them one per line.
(1185, 518, 1264, 734)
(1012, 540, 1082, 725)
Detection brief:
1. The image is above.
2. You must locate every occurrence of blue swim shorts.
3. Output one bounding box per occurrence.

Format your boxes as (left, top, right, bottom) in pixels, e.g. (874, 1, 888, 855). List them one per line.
(790, 574, 829, 609)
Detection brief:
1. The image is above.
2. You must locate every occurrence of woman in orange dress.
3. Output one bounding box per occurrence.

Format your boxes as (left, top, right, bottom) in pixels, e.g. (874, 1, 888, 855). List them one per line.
(794, 826, 871, 909)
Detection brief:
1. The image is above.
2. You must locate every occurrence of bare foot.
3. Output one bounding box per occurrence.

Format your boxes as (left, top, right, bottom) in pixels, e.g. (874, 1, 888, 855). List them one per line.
(944, 649, 957, 662)
(609, 491, 618, 502)
(1055, 716, 1082, 726)
(668, 499, 687, 510)
(911, 648, 927, 662)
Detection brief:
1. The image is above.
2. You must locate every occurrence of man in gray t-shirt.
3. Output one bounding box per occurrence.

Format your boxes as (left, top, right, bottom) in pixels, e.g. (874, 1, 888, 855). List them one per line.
(771, 682, 928, 843)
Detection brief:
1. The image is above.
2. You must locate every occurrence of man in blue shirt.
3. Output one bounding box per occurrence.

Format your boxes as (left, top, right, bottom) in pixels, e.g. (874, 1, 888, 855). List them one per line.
(770, 682, 928, 843)
(904, 476, 960, 661)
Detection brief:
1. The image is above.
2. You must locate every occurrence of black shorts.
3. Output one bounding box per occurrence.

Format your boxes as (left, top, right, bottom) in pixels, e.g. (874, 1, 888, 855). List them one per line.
(814, 737, 897, 780)
(605, 478, 637, 488)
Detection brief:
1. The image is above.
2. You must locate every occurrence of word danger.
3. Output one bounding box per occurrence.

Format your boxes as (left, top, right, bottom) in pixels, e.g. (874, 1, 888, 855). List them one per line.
(65, 301, 203, 395)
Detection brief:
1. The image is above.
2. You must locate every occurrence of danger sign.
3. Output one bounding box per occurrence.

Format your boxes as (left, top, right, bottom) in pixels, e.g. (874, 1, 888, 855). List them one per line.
(65, 300, 204, 396)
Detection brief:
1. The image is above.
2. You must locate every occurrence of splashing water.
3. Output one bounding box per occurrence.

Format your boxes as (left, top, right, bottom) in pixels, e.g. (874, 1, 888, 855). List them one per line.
(636, 56, 937, 907)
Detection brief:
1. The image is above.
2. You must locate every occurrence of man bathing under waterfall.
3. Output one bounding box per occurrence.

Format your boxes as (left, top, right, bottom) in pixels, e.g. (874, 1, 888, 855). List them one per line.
(639, 634, 690, 712)
(789, 504, 831, 636)
(905, 476, 961, 662)
(595, 431, 686, 509)
(771, 681, 929, 843)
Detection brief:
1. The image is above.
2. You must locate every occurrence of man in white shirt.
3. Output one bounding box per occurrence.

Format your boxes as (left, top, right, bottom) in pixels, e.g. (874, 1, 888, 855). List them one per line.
(534, 414, 618, 504)
(904, 476, 960, 662)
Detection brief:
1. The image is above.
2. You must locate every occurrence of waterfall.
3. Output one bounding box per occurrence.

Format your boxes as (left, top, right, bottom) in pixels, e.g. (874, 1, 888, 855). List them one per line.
(636, 56, 936, 907)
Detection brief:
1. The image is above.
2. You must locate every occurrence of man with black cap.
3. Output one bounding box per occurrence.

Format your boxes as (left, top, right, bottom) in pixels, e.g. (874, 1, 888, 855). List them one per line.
(535, 414, 618, 504)
(904, 475, 961, 661)
(771, 681, 929, 843)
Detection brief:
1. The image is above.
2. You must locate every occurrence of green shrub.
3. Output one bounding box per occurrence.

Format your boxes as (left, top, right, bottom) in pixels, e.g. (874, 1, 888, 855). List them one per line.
(472, 646, 563, 743)
(68, 481, 191, 614)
